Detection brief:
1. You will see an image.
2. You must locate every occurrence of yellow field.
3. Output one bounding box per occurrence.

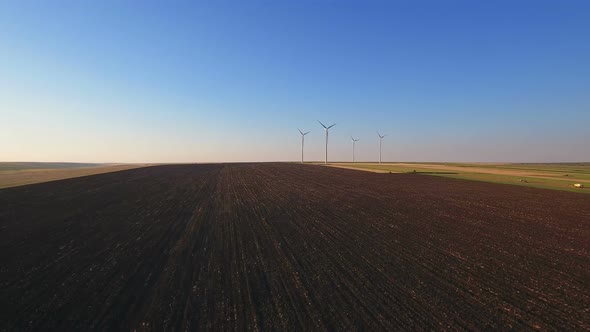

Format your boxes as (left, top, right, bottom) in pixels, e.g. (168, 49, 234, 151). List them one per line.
(326, 162, 590, 193)
(0, 164, 149, 189)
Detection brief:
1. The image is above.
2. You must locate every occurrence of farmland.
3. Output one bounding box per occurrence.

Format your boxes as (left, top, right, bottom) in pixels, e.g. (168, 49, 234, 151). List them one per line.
(1, 163, 589, 330)
(330, 162, 590, 193)
(0, 162, 149, 189)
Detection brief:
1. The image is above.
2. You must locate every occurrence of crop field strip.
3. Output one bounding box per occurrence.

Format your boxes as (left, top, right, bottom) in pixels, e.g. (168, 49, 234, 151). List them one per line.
(329, 162, 590, 193)
(1, 164, 589, 330)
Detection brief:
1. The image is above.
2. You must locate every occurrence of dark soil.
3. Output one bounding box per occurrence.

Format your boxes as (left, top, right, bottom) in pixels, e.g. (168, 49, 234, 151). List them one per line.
(1, 163, 588, 331)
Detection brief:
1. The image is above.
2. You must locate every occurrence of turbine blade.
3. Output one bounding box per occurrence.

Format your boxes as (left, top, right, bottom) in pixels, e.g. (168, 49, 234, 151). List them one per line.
(318, 120, 327, 129)
(327, 123, 336, 129)
(304, 131, 310, 135)
(298, 128, 303, 135)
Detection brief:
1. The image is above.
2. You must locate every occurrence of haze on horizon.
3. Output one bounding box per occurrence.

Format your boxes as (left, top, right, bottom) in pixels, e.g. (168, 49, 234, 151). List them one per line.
(1, 1, 589, 164)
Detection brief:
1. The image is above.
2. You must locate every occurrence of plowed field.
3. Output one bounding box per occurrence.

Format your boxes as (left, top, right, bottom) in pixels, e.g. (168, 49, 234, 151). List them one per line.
(1, 163, 589, 330)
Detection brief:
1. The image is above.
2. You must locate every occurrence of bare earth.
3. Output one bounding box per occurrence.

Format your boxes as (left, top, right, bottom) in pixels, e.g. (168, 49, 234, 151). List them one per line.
(1, 163, 588, 330)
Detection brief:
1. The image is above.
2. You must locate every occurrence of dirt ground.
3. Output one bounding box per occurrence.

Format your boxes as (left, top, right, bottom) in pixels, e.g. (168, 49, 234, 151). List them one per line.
(1, 163, 589, 330)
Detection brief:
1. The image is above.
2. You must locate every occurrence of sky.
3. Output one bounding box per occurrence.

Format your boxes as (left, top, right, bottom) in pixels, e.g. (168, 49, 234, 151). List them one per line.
(1, 0, 589, 163)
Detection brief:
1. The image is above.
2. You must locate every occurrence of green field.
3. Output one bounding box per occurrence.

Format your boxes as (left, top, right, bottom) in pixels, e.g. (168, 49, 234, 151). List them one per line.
(328, 162, 590, 193)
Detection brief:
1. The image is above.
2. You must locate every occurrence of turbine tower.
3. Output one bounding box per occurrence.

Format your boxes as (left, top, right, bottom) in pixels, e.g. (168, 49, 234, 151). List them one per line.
(298, 128, 310, 163)
(351, 136, 360, 163)
(318, 121, 336, 164)
(377, 131, 386, 164)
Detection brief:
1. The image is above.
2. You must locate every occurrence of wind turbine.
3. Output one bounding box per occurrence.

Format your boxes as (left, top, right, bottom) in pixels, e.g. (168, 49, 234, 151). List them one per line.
(298, 128, 310, 163)
(318, 121, 336, 164)
(351, 136, 360, 163)
(377, 131, 386, 164)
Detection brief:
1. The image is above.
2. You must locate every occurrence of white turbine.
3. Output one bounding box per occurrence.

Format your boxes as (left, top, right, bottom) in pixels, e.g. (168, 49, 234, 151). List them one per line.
(351, 136, 360, 163)
(318, 121, 336, 164)
(377, 131, 386, 164)
(298, 128, 310, 163)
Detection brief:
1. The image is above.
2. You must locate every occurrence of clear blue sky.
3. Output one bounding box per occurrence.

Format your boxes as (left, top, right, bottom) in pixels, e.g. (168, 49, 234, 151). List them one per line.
(1, 0, 589, 162)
